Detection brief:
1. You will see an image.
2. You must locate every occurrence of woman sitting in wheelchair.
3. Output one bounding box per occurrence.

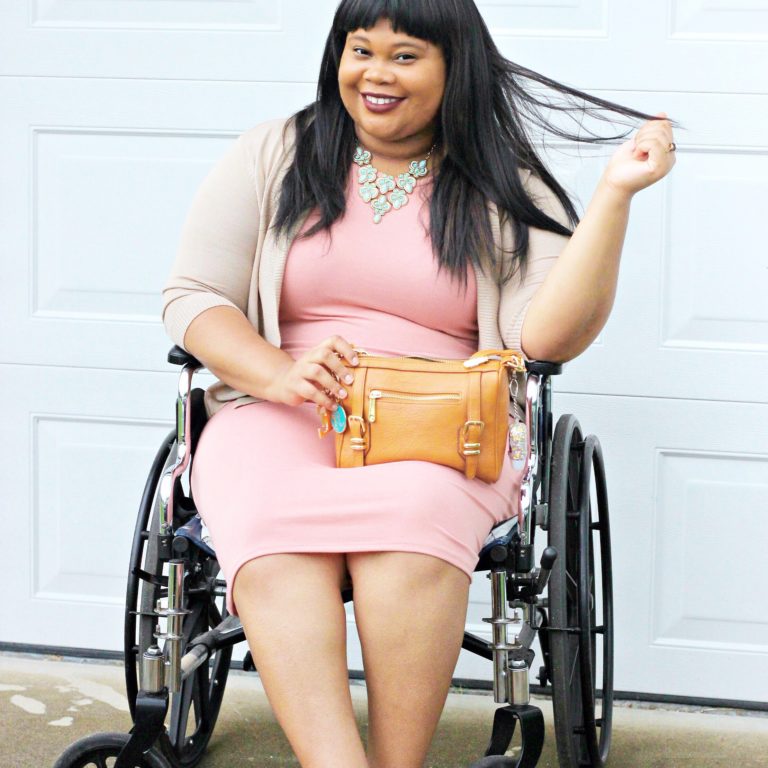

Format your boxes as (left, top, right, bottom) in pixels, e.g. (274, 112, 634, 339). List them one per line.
(161, 1, 675, 766)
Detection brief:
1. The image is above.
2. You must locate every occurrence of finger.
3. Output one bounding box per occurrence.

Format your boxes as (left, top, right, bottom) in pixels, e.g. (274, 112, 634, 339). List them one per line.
(322, 335, 359, 385)
(633, 132, 672, 158)
(638, 137, 673, 172)
(326, 335, 359, 368)
(319, 346, 355, 387)
(634, 125, 673, 145)
(305, 362, 348, 403)
(296, 379, 337, 411)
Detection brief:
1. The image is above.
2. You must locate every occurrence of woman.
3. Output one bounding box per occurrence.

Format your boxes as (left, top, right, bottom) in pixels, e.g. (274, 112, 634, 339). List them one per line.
(162, 1, 676, 766)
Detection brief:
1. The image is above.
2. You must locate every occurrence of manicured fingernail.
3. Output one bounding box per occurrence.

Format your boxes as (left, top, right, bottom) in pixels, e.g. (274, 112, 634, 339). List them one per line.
(352, 356, 359, 365)
(339, 389, 347, 399)
(344, 374, 354, 385)
(330, 403, 338, 411)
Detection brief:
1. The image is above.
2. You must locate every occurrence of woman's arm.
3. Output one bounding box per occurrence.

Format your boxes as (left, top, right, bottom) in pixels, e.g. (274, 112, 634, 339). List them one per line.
(520, 180, 631, 361)
(183, 306, 294, 402)
(520, 113, 676, 362)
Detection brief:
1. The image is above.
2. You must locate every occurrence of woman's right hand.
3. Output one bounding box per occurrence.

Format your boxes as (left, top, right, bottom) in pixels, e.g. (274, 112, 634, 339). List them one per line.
(267, 335, 359, 411)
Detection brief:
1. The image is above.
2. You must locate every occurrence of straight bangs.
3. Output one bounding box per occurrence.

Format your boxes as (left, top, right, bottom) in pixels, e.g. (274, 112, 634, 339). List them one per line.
(332, 0, 457, 53)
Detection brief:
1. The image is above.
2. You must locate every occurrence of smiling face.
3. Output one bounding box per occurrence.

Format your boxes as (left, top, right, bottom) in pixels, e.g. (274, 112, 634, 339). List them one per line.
(338, 17, 446, 162)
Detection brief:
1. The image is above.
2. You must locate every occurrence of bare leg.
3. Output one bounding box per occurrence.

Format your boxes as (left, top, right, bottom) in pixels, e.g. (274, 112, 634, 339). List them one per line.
(233, 553, 368, 768)
(346, 552, 471, 768)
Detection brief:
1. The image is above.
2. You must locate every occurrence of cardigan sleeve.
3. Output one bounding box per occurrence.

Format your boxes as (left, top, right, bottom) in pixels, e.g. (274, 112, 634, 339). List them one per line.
(161, 133, 263, 348)
(498, 172, 573, 355)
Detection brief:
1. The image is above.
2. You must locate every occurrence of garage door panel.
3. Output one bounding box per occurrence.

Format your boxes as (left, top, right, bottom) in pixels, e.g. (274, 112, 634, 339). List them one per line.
(671, 0, 768, 41)
(32, 0, 282, 31)
(652, 450, 768, 654)
(1, 1, 332, 81)
(1, 364, 176, 649)
(662, 151, 768, 354)
(33, 415, 170, 607)
(0, 77, 314, 372)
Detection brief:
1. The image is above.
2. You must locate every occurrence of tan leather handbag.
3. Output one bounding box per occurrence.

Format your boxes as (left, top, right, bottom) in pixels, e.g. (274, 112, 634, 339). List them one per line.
(329, 349, 525, 483)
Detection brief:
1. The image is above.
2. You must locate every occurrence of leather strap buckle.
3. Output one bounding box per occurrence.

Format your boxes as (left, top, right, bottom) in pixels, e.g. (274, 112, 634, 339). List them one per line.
(461, 420, 484, 456)
(348, 415, 368, 453)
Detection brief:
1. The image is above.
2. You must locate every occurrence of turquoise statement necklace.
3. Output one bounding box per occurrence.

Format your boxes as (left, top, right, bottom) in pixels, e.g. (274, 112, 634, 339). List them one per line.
(354, 145, 434, 224)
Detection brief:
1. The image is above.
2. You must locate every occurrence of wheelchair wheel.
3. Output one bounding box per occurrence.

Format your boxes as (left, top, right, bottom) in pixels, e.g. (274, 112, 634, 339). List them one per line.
(124, 433, 232, 768)
(547, 414, 614, 768)
(52, 732, 170, 768)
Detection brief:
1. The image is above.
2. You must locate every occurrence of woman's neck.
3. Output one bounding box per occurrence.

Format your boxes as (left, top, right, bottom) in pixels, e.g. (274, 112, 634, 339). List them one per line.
(354, 129, 436, 177)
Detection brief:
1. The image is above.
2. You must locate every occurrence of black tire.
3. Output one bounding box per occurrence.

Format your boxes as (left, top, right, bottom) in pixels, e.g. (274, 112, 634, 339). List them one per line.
(124, 434, 232, 768)
(547, 414, 614, 768)
(52, 732, 170, 768)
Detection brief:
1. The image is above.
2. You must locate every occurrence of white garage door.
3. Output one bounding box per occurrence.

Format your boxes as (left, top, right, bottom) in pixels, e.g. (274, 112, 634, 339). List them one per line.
(1, 1, 766, 703)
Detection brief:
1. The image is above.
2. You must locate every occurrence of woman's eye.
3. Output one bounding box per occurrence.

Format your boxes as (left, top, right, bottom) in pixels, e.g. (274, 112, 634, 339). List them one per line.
(353, 47, 370, 56)
(395, 53, 416, 62)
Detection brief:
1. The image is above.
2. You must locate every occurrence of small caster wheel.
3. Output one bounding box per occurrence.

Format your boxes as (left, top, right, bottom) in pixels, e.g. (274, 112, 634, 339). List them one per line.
(53, 732, 170, 768)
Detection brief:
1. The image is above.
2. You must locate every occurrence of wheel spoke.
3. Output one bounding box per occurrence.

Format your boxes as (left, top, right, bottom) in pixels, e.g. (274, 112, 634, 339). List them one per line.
(568, 645, 580, 686)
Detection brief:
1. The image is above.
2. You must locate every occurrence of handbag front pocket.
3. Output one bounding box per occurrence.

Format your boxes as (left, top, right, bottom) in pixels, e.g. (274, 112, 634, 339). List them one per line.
(364, 388, 467, 469)
(368, 389, 461, 423)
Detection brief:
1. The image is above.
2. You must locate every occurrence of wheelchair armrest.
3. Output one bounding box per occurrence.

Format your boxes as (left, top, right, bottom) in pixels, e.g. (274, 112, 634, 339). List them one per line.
(525, 359, 563, 377)
(168, 345, 202, 369)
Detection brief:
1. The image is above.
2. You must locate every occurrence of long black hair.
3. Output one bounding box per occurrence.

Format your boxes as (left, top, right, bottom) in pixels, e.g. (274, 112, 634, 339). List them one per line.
(275, 0, 672, 283)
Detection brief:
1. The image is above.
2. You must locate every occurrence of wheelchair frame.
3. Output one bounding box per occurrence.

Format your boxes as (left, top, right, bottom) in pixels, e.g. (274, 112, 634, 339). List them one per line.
(54, 346, 614, 768)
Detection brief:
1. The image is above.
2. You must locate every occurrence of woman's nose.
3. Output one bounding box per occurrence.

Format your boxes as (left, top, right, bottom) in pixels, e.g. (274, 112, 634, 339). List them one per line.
(364, 64, 396, 86)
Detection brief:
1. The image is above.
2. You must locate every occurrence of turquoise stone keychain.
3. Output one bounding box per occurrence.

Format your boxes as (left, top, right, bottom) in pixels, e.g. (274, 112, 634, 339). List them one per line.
(331, 404, 348, 434)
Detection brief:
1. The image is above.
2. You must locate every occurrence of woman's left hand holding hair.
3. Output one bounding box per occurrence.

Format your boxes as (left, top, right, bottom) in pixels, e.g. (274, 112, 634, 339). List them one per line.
(601, 112, 676, 198)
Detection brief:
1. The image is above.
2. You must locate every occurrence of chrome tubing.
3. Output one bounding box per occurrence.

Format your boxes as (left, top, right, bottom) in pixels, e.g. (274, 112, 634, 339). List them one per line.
(509, 659, 530, 706)
(140, 646, 165, 694)
(163, 560, 186, 693)
(180, 644, 210, 680)
(158, 364, 198, 534)
(485, 570, 520, 703)
(519, 374, 543, 548)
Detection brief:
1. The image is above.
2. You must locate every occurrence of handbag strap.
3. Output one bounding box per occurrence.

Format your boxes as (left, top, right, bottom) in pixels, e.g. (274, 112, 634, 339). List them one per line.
(347, 366, 368, 468)
(463, 372, 484, 480)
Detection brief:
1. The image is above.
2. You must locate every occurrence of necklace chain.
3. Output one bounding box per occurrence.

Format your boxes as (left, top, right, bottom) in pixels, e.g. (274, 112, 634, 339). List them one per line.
(354, 145, 435, 224)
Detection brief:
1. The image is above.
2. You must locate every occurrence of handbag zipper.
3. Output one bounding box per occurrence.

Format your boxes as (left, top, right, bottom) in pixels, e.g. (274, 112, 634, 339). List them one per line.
(368, 390, 461, 423)
(355, 348, 524, 372)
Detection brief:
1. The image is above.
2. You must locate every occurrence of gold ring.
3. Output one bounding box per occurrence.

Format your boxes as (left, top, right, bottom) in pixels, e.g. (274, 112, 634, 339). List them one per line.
(667, 142, 677, 153)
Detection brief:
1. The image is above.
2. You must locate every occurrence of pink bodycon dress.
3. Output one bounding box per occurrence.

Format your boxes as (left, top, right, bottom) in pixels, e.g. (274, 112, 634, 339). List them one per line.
(190, 171, 523, 615)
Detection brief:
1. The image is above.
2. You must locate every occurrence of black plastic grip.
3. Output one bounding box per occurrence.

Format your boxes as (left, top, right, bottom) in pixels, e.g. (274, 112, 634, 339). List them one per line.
(524, 360, 563, 376)
(168, 345, 202, 368)
(540, 546, 558, 570)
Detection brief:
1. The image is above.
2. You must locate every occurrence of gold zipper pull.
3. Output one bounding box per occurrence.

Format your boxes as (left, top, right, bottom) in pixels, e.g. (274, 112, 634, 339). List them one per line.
(368, 390, 383, 422)
(463, 354, 501, 368)
(504, 356, 525, 373)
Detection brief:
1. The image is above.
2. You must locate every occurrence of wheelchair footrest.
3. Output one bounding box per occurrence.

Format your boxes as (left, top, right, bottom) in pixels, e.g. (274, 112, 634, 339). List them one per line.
(475, 704, 544, 768)
(114, 690, 169, 768)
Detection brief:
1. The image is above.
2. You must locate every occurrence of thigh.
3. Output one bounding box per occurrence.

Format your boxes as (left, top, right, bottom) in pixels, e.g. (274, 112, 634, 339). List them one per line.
(234, 552, 349, 604)
(347, 551, 471, 597)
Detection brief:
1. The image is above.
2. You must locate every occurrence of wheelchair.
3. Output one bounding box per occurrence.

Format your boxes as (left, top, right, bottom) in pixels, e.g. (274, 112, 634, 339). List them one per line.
(54, 346, 614, 768)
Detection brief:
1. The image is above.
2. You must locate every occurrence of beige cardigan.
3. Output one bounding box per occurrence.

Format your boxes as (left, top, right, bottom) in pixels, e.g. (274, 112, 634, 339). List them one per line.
(162, 118, 572, 414)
